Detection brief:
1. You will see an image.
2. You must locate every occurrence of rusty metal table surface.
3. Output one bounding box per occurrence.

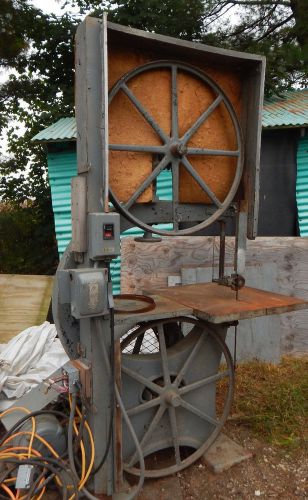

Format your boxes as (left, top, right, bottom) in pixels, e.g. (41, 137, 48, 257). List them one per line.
(143, 282, 308, 324)
(114, 294, 193, 325)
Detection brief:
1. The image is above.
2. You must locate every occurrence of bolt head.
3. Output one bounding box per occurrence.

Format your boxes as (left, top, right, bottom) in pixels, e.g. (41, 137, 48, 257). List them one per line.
(165, 390, 181, 407)
(170, 142, 187, 158)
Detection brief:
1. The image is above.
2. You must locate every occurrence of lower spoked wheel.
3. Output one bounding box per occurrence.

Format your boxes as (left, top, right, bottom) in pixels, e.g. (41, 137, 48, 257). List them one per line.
(120, 317, 234, 478)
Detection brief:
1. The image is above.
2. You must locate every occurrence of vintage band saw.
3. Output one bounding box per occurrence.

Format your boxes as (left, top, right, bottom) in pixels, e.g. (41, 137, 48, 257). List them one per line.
(53, 16, 308, 497)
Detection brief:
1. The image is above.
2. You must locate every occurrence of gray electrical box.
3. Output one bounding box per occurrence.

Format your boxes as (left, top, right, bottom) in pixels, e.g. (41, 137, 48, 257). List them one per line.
(88, 212, 120, 260)
(70, 268, 108, 318)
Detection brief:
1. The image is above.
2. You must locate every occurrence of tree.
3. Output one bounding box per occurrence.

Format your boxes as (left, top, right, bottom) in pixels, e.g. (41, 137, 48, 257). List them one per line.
(66, 0, 205, 39)
(201, 0, 308, 94)
(109, 0, 205, 40)
(0, 0, 31, 65)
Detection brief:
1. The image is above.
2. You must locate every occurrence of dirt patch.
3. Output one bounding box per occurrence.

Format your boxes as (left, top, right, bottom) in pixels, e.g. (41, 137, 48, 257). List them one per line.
(178, 423, 307, 499)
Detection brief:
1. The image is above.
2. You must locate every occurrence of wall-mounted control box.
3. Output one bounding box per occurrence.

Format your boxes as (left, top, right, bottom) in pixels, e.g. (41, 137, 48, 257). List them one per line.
(88, 212, 120, 260)
(70, 268, 108, 318)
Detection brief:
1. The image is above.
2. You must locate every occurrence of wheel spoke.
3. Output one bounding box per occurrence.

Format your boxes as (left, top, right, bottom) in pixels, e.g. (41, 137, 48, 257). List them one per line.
(122, 365, 163, 395)
(168, 406, 181, 466)
(158, 324, 170, 384)
(181, 94, 223, 145)
(171, 65, 178, 139)
(121, 83, 169, 143)
(180, 398, 219, 427)
(174, 333, 204, 387)
(132, 332, 145, 354)
(179, 370, 230, 396)
(109, 144, 166, 154)
(128, 404, 166, 467)
(127, 396, 161, 417)
(181, 156, 223, 208)
(187, 147, 239, 157)
(125, 154, 170, 209)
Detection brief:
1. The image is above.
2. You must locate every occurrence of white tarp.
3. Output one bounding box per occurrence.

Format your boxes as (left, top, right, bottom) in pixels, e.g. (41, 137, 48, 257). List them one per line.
(0, 322, 69, 399)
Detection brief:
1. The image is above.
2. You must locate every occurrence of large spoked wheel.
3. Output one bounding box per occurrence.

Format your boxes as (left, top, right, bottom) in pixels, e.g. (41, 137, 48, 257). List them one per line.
(120, 317, 234, 478)
(109, 60, 243, 235)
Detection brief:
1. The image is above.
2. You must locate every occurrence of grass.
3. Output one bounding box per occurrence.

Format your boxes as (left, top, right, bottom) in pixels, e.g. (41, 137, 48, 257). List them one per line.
(230, 357, 308, 449)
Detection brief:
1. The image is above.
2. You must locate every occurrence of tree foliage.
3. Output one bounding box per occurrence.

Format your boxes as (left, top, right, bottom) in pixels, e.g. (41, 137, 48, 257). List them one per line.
(0, 0, 32, 65)
(0, 200, 58, 274)
(0, 0, 307, 273)
(201, 0, 308, 95)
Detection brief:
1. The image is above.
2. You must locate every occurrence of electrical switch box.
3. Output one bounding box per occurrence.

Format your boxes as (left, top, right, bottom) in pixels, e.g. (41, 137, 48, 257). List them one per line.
(88, 212, 120, 260)
(70, 268, 108, 318)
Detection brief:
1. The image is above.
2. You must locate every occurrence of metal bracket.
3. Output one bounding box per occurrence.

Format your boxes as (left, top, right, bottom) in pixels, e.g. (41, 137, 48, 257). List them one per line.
(213, 273, 245, 291)
(72, 358, 92, 401)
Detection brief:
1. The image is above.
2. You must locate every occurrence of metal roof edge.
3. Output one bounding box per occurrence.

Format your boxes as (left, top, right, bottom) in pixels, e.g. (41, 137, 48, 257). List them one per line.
(32, 117, 77, 142)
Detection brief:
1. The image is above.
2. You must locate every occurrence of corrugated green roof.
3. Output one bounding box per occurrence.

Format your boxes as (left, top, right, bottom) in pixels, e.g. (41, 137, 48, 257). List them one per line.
(263, 89, 308, 129)
(33, 117, 77, 142)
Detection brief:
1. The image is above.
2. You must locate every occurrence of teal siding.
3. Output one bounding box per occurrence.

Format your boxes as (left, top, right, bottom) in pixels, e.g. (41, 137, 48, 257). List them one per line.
(47, 149, 172, 293)
(296, 136, 308, 236)
(47, 150, 77, 254)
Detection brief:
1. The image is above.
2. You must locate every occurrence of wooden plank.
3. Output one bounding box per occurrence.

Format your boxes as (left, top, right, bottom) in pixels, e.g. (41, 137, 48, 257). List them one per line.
(121, 236, 308, 355)
(0, 274, 53, 343)
(71, 176, 87, 252)
(147, 283, 308, 324)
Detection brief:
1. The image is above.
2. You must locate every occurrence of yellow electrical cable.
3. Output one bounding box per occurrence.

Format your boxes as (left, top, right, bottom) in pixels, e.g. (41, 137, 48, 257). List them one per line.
(2, 431, 59, 459)
(0, 407, 36, 459)
(0, 410, 58, 499)
(0, 397, 95, 499)
(1, 483, 16, 500)
(1, 433, 64, 489)
(0, 446, 42, 457)
(73, 417, 86, 482)
(3, 478, 17, 485)
(0, 444, 61, 500)
(67, 395, 96, 500)
(36, 486, 46, 500)
(71, 404, 86, 482)
(0, 453, 28, 459)
(77, 419, 95, 488)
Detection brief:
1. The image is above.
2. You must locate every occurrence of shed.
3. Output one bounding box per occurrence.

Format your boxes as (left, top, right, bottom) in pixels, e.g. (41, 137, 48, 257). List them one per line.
(261, 88, 308, 236)
(33, 89, 308, 291)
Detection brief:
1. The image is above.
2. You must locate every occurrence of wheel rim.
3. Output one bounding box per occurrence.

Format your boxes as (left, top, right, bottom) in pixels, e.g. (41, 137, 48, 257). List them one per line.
(120, 317, 234, 478)
(109, 60, 244, 236)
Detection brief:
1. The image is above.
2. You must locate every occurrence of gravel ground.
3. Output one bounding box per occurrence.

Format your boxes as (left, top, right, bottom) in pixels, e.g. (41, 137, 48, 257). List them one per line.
(179, 422, 307, 500)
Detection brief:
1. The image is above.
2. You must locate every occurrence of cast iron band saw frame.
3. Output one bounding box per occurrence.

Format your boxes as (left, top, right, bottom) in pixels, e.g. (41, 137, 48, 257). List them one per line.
(52, 16, 308, 498)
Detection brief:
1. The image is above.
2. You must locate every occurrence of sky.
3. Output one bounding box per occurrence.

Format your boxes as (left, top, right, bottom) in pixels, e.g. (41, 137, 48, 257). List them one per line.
(30, 0, 79, 15)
